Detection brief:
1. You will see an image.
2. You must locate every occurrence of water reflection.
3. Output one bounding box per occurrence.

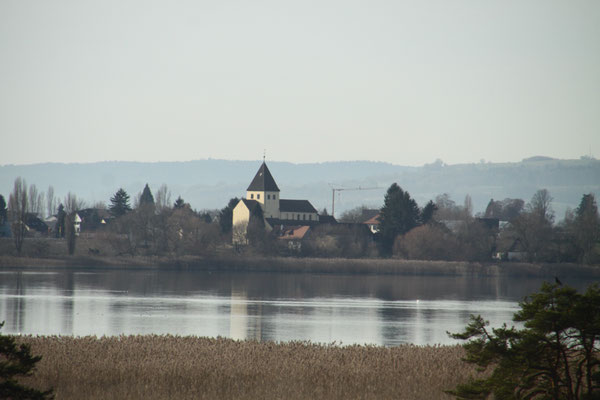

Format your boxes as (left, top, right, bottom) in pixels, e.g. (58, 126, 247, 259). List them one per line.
(0, 268, 594, 346)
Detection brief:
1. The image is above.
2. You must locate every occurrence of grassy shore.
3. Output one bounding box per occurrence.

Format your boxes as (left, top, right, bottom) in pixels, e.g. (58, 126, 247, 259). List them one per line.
(1, 253, 599, 278)
(19, 335, 477, 400)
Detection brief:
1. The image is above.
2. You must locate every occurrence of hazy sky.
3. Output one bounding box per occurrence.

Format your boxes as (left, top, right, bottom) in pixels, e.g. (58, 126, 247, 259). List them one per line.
(1, 0, 599, 166)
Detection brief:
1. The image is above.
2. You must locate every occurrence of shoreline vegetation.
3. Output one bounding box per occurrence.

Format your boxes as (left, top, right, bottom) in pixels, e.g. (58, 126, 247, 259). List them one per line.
(1, 254, 599, 278)
(19, 335, 477, 400)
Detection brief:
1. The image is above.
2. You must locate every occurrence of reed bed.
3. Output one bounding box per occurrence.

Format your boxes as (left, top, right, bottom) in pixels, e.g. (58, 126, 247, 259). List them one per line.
(3, 253, 598, 279)
(19, 335, 476, 400)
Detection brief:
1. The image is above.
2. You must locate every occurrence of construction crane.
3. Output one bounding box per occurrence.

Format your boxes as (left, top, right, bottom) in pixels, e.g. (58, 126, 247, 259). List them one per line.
(329, 185, 380, 218)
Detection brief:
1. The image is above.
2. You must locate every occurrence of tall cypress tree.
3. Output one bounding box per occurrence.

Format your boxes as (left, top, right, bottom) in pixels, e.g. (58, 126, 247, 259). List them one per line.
(0, 195, 6, 225)
(109, 188, 132, 217)
(55, 204, 66, 238)
(139, 184, 154, 206)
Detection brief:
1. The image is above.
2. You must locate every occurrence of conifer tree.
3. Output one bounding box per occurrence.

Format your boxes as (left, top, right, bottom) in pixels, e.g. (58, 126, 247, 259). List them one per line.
(55, 204, 66, 238)
(449, 283, 600, 400)
(139, 184, 154, 206)
(0, 321, 53, 399)
(0, 195, 7, 225)
(219, 197, 240, 234)
(421, 200, 437, 225)
(109, 188, 132, 217)
(378, 183, 420, 255)
(173, 196, 186, 209)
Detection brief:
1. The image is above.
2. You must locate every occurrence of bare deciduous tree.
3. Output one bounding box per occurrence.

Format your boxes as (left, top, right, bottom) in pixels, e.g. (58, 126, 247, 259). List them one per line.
(47, 186, 56, 217)
(64, 192, 86, 214)
(463, 194, 473, 218)
(8, 177, 28, 254)
(92, 201, 106, 210)
(27, 184, 45, 217)
(528, 188, 554, 223)
(510, 189, 555, 262)
(155, 184, 171, 211)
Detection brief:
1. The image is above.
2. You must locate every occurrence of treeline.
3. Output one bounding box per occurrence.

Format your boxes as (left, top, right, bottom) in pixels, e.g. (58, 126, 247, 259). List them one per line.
(0, 178, 230, 257)
(1, 177, 600, 264)
(372, 186, 600, 264)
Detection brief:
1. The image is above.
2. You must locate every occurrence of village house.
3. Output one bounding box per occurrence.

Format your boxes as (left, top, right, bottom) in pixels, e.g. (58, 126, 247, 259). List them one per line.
(360, 209, 381, 234)
(232, 162, 320, 246)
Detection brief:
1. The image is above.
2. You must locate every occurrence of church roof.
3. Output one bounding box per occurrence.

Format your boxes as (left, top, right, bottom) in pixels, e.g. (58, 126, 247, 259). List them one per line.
(280, 199, 318, 213)
(240, 198, 262, 212)
(247, 162, 280, 192)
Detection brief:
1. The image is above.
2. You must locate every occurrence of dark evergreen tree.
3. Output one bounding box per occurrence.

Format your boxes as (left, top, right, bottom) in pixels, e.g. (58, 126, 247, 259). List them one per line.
(219, 197, 240, 234)
(109, 188, 132, 217)
(484, 198, 501, 219)
(139, 184, 154, 206)
(378, 183, 421, 255)
(449, 283, 600, 400)
(0, 195, 6, 225)
(199, 212, 212, 224)
(55, 204, 66, 238)
(421, 200, 437, 225)
(0, 321, 54, 399)
(173, 196, 186, 209)
(246, 203, 266, 247)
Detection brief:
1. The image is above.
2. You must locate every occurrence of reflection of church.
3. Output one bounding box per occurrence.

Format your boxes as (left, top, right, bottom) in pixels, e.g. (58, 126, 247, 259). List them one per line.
(229, 289, 269, 342)
(232, 162, 320, 244)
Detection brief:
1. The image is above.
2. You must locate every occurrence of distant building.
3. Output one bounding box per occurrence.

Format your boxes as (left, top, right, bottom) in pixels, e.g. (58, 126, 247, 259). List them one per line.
(77, 208, 110, 232)
(274, 225, 311, 252)
(232, 162, 320, 244)
(24, 213, 48, 237)
(362, 212, 381, 234)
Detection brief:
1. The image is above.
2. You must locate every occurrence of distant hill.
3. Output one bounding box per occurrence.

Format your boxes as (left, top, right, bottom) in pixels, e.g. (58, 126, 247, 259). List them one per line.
(1, 158, 599, 220)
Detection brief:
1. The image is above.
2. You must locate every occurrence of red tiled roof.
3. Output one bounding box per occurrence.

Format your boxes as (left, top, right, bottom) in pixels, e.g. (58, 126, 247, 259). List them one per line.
(277, 225, 310, 240)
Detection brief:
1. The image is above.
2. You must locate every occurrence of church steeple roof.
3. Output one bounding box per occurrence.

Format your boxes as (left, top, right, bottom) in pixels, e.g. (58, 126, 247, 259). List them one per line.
(247, 162, 280, 192)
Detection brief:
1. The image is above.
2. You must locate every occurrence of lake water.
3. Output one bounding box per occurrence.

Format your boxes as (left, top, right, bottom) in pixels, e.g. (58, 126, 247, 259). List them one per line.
(0, 267, 593, 346)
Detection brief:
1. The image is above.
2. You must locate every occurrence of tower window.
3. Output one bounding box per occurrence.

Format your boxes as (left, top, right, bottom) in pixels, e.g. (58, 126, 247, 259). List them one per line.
(274, 194, 277, 200)
(250, 194, 254, 199)
(267, 194, 270, 200)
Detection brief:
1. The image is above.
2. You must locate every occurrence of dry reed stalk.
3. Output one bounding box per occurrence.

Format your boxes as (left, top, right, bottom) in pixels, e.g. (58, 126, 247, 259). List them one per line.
(18, 335, 479, 400)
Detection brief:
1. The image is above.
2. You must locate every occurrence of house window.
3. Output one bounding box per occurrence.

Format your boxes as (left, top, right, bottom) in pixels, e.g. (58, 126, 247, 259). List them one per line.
(297, 214, 300, 220)
(257, 194, 260, 200)
(309, 215, 312, 221)
(250, 194, 254, 199)
(274, 194, 277, 200)
(303, 214, 306, 220)
(267, 194, 270, 200)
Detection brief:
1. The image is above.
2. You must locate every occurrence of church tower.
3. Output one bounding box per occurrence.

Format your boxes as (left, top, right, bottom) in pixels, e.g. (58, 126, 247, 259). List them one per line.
(246, 162, 280, 219)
